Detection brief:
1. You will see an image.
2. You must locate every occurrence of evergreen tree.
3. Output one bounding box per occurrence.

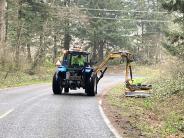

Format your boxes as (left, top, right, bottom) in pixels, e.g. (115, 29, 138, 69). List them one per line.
(162, 0, 184, 59)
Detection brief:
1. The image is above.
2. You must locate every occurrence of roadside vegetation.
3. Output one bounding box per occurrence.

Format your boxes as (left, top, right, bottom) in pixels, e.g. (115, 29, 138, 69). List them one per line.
(104, 1, 184, 136)
(0, 60, 55, 88)
(104, 60, 184, 137)
(0, 71, 51, 88)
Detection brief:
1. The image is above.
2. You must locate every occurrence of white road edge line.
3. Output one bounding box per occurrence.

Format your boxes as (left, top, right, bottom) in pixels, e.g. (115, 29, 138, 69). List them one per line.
(0, 109, 14, 119)
(98, 100, 122, 138)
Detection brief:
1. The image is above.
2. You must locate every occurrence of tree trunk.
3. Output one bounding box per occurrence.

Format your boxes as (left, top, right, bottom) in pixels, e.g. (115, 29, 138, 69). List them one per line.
(0, 0, 6, 45)
(31, 34, 44, 72)
(15, 0, 23, 69)
(91, 31, 97, 61)
(98, 40, 104, 62)
(53, 35, 57, 63)
(27, 43, 32, 64)
(0, 0, 6, 68)
(64, 31, 71, 50)
(5, 0, 8, 42)
(63, 0, 71, 50)
(64, 15, 70, 50)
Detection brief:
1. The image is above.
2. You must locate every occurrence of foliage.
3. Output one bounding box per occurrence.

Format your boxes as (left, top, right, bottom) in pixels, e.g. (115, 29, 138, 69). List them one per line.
(106, 61, 184, 137)
(162, 0, 184, 60)
(0, 0, 181, 83)
(1, 0, 169, 72)
(153, 61, 184, 98)
(162, 0, 184, 12)
(0, 65, 55, 88)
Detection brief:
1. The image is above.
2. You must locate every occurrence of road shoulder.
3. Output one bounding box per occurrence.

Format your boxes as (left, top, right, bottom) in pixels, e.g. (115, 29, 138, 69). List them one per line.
(101, 84, 143, 138)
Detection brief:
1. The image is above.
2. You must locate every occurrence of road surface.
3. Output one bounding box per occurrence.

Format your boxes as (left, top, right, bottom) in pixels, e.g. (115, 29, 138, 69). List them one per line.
(0, 75, 123, 138)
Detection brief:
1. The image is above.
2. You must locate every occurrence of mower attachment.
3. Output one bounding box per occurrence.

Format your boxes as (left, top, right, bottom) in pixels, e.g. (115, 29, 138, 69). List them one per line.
(125, 80, 152, 91)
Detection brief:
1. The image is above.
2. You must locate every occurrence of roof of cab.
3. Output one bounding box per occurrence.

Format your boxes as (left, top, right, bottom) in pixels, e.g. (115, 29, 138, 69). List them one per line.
(67, 50, 90, 55)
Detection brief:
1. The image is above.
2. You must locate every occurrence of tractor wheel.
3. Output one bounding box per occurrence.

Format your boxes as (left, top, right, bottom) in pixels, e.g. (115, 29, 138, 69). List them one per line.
(86, 75, 97, 96)
(85, 77, 91, 95)
(64, 87, 69, 93)
(93, 75, 98, 94)
(52, 73, 63, 95)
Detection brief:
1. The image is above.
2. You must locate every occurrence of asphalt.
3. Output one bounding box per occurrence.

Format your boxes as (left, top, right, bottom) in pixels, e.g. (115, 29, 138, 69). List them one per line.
(0, 74, 123, 138)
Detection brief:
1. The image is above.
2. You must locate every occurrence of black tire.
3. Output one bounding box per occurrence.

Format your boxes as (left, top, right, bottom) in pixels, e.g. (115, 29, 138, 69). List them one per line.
(86, 75, 97, 96)
(93, 75, 97, 94)
(52, 73, 63, 95)
(85, 80, 91, 96)
(64, 87, 69, 93)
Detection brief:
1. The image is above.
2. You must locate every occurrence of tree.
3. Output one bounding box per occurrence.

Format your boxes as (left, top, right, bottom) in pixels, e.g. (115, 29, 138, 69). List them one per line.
(0, 0, 6, 68)
(77, 0, 131, 61)
(1, 0, 172, 72)
(0, 0, 6, 45)
(162, 0, 184, 60)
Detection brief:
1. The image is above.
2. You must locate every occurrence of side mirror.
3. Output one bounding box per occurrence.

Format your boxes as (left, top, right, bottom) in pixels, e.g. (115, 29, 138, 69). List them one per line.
(55, 60, 61, 67)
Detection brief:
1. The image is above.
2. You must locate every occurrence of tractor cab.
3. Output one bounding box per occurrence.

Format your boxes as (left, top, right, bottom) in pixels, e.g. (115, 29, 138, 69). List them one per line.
(62, 50, 90, 69)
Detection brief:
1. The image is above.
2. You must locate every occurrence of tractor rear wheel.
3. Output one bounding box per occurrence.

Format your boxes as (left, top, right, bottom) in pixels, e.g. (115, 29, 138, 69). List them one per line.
(86, 75, 97, 96)
(52, 73, 63, 95)
(64, 87, 69, 93)
(93, 75, 97, 94)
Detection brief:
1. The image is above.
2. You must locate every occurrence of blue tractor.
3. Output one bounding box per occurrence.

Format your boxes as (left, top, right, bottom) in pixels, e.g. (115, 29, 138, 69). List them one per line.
(52, 49, 151, 97)
(52, 49, 98, 96)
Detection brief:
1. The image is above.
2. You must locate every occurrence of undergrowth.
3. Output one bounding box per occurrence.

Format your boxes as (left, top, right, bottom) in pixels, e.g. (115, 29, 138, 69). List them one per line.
(106, 60, 184, 138)
(0, 61, 55, 88)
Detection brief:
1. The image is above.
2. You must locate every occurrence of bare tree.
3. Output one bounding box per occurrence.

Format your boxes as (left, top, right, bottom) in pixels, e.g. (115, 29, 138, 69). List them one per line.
(0, 0, 6, 68)
(15, 0, 23, 68)
(0, 0, 6, 45)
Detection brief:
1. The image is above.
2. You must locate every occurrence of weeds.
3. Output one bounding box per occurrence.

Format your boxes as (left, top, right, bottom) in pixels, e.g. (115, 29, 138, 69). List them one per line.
(0, 59, 55, 88)
(106, 60, 184, 137)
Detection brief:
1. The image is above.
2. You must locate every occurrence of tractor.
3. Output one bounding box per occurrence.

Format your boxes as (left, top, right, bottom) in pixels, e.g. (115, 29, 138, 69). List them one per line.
(52, 49, 98, 96)
(52, 48, 151, 96)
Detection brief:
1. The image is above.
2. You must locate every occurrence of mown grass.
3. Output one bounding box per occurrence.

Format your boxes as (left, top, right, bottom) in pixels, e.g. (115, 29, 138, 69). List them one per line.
(106, 61, 184, 137)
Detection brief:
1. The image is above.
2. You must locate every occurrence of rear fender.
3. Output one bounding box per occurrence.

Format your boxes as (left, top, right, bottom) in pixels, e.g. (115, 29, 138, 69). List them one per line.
(82, 67, 93, 80)
(83, 67, 93, 74)
(56, 66, 67, 79)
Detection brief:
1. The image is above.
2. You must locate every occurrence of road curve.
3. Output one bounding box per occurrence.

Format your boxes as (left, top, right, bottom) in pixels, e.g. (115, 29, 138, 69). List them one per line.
(0, 75, 123, 138)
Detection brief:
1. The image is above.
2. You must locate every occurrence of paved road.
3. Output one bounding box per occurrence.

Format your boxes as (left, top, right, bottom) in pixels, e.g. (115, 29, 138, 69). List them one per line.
(0, 75, 123, 138)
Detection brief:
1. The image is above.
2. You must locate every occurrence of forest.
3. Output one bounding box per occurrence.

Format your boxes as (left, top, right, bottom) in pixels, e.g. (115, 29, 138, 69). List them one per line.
(0, 0, 182, 71)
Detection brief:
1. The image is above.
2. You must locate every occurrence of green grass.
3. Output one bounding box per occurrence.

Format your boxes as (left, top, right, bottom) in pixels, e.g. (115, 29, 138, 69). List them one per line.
(0, 66, 55, 88)
(106, 63, 184, 137)
(132, 78, 145, 84)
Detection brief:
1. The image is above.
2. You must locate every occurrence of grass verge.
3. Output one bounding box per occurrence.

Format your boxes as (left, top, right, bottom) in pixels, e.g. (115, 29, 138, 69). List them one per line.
(0, 66, 55, 88)
(103, 62, 184, 138)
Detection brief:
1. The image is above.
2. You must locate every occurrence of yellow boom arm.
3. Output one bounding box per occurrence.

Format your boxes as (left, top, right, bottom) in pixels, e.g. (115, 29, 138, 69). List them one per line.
(94, 51, 134, 82)
(94, 51, 152, 93)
